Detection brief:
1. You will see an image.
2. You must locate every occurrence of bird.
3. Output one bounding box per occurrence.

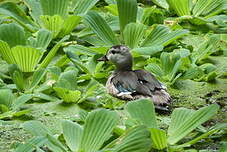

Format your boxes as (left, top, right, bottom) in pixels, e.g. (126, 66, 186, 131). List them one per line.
(97, 45, 171, 112)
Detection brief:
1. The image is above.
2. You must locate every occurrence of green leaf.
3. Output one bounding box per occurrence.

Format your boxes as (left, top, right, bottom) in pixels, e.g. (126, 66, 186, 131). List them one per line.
(15, 136, 48, 152)
(0, 2, 36, 32)
(192, 0, 226, 17)
(39, 35, 69, 69)
(74, 0, 99, 15)
(40, 15, 64, 38)
(29, 68, 46, 91)
(62, 120, 83, 151)
(167, 108, 194, 139)
(116, 0, 138, 33)
(151, 0, 169, 9)
(11, 46, 43, 72)
(58, 15, 81, 38)
(53, 87, 81, 103)
(160, 52, 180, 76)
(142, 25, 189, 47)
(105, 4, 118, 16)
(177, 123, 227, 148)
(12, 94, 33, 110)
(0, 23, 26, 48)
(8, 64, 26, 91)
(145, 64, 164, 79)
(79, 109, 119, 152)
(105, 0, 117, 4)
(166, 0, 191, 16)
(125, 99, 158, 128)
(65, 50, 91, 75)
(150, 128, 167, 150)
(13, 109, 32, 117)
(132, 46, 164, 56)
(32, 93, 60, 102)
(84, 11, 119, 46)
(45, 134, 68, 152)
(24, 0, 43, 24)
(40, 0, 69, 17)
(123, 23, 146, 49)
(0, 89, 15, 108)
(105, 126, 151, 152)
(23, 120, 53, 136)
(0, 41, 15, 64)
(28, 29, 53, 51)
(167, 104, 219, 145)
(56, 69, 78, 90)
(191, 35, 221, 65)
(182, 67, 204, 80)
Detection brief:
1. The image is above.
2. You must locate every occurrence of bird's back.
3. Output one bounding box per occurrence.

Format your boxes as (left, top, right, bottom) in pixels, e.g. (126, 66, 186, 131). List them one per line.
(106, 69, 171, 106)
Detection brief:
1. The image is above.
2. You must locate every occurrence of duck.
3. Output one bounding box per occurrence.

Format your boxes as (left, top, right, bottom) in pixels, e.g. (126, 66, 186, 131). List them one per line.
(97, 45, 171, 112)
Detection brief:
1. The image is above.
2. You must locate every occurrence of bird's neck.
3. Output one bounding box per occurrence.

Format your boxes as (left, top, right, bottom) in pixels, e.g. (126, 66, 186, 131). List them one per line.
(115, 59, 133, 72)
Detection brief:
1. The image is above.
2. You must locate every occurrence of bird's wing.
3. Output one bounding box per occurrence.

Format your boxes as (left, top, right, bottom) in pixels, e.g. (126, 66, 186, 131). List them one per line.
(133, 69, 165, 91)
(111, 71, 152, 97)
(112, 71, 138, 93)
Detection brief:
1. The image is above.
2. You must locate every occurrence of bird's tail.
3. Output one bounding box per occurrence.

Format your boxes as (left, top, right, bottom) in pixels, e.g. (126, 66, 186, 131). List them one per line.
(152, 89, 171, 106)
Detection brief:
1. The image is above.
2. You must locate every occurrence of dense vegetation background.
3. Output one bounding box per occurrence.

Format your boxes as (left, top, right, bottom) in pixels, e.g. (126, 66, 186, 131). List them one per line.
(0, 0, 226, 151)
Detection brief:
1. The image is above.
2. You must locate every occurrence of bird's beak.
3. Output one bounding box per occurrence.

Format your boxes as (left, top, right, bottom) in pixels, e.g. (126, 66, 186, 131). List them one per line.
(97, 55, 108, 61)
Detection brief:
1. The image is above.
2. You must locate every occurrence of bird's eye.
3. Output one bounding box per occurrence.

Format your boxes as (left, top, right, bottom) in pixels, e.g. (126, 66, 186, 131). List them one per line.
(111, 50, 117, 54)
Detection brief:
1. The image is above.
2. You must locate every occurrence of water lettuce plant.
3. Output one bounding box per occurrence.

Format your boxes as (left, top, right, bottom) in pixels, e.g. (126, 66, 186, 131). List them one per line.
(0, 0, 226, 151)
(15, 99, 226, 152)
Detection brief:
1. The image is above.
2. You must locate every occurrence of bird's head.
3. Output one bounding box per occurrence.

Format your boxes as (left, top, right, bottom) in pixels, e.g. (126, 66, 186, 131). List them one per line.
(97, 45, 133, 71)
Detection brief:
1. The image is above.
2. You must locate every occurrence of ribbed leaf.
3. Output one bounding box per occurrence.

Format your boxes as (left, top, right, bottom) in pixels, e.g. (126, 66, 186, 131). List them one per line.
(53, 87, 81, 103)
(40, 15, 64, 38)
(193, 0, 226, 17)
(24, 0, 43, 24)
(105, 126, 151, 152)
(125, 99, 158, 128)
(40, 0, 69, 17)
(191, 35, 221, 65)
(74, 0, 99, 15)
(117, 0, 138, 33)
(62, 120, 83, 152)
(0, 23, 26, 48)
(22, 121, 68, 152)
(160, 52, 181, 78)
(29, 68, 46, 91)
(23, 120, 53, 136)
(0, 2, 36, 32)
(150, 128, 167, 150)
(39, 35, 69, 69)
(28, 29, 53, 51)
(45, 134, 68, 152)
(167, 108, 195, 136)
(58, 15, 81, 38)
(79, 109, 119, 152)
(132, 46, 164, 56)
(166, 0, 191, 16)
(0, 89, 15, 108)
(105, 0, 117, 4)
(8, 64, 25, 91)
(65, 50, 91, 75)
(84, 11, 119, 46)
(11, 46, 43, 72)
(12, 94, 33, 110)
(142, 25, 189, 47)
(167, 104, 219, 145)
(145, 64, 164, 79)
(0, 41, 15, 63)
(15, 136, 47, 152)
(151, 0, 169, 9)
(123, 23, 146, 49)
